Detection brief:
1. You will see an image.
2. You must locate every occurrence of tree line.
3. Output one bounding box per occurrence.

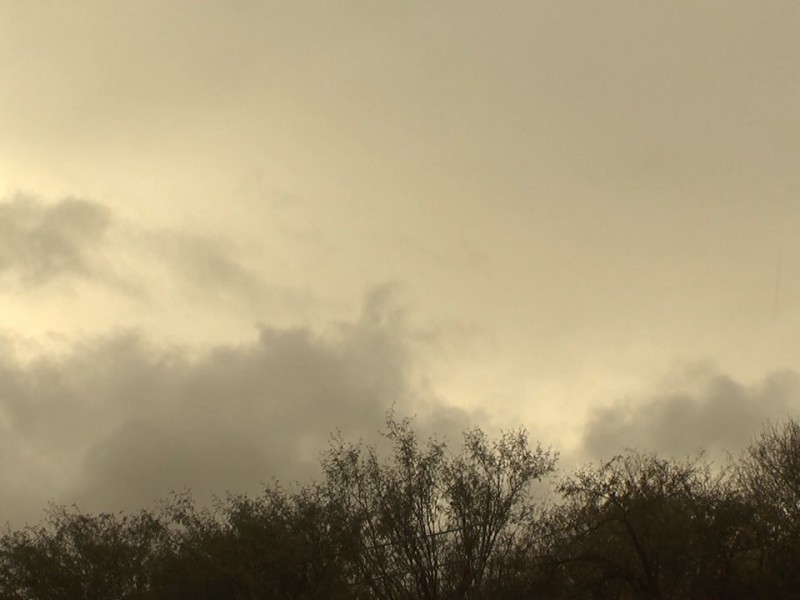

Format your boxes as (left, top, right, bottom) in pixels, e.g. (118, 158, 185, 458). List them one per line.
(2, 415, 800, 599)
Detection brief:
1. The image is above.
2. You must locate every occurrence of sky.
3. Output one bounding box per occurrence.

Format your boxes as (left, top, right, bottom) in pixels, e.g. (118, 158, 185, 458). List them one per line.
(1, 1, 799, 525)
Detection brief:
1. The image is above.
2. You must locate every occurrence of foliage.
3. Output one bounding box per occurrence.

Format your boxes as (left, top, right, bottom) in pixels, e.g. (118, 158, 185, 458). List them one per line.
(736, 419, 800, 596)
(541, 452, 755, 599)
(3, 415, 800, 598)
(0, 506, 168, 599)
(151, 485, 355, 599)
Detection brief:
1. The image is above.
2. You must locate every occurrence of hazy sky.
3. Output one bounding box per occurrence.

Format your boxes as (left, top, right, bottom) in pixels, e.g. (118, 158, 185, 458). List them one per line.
(1, 1, 799, 525)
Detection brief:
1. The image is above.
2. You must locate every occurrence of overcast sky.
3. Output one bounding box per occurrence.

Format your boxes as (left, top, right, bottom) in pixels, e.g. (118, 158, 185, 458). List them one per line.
(1, 1, 799, 525)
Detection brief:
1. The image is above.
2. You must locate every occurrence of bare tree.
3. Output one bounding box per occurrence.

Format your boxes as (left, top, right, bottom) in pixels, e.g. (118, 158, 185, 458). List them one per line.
(322, 413, 556, 600)
(544, 451, 751, 599)
(736, 418, 800, 596)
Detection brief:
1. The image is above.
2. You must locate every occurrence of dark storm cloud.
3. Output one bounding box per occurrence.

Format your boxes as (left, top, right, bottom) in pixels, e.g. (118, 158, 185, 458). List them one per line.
(0, 194, 111, 286)
(0, 289, 475, 526)
(580, 364, 800, 461)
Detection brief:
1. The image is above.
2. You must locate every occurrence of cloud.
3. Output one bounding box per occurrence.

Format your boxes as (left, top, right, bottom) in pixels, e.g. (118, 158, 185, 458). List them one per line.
(0, 194, 111, 286)
(0, 288, 475, 526)
(580, 363, 800, 462)
(144, 230, 317, 312)
(0, 194, 314, 313)
(151, 232, 261, 298)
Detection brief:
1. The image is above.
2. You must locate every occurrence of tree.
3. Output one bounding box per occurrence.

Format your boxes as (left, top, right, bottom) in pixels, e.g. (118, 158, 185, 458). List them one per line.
(322, 413, 556, 600)
(736, 418, 800, 596)
(0, 505, 168, 599)
(543, 451, 752, 600)
(151, 485, 354, 599)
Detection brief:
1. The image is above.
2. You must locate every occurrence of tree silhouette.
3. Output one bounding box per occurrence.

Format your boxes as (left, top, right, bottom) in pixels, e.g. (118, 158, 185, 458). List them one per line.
(322, 413, 556, 600)
(736, 419, 800, 596)
(3, 415, 800, 598)
(0, 506, 167, 599)
(542, 451, 755, 599)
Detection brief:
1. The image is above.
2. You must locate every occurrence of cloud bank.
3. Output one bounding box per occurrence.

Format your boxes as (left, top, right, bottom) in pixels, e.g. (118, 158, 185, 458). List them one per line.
(0, 287, 475, 526)
(580, 364, 800, 462)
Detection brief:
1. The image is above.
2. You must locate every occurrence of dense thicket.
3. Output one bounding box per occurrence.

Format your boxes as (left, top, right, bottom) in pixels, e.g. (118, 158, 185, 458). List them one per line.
(2, 416, 800, 599)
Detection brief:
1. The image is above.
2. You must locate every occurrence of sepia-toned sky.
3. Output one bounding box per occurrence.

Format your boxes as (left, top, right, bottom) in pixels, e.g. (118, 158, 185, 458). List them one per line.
(1, 1, 799, 525)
